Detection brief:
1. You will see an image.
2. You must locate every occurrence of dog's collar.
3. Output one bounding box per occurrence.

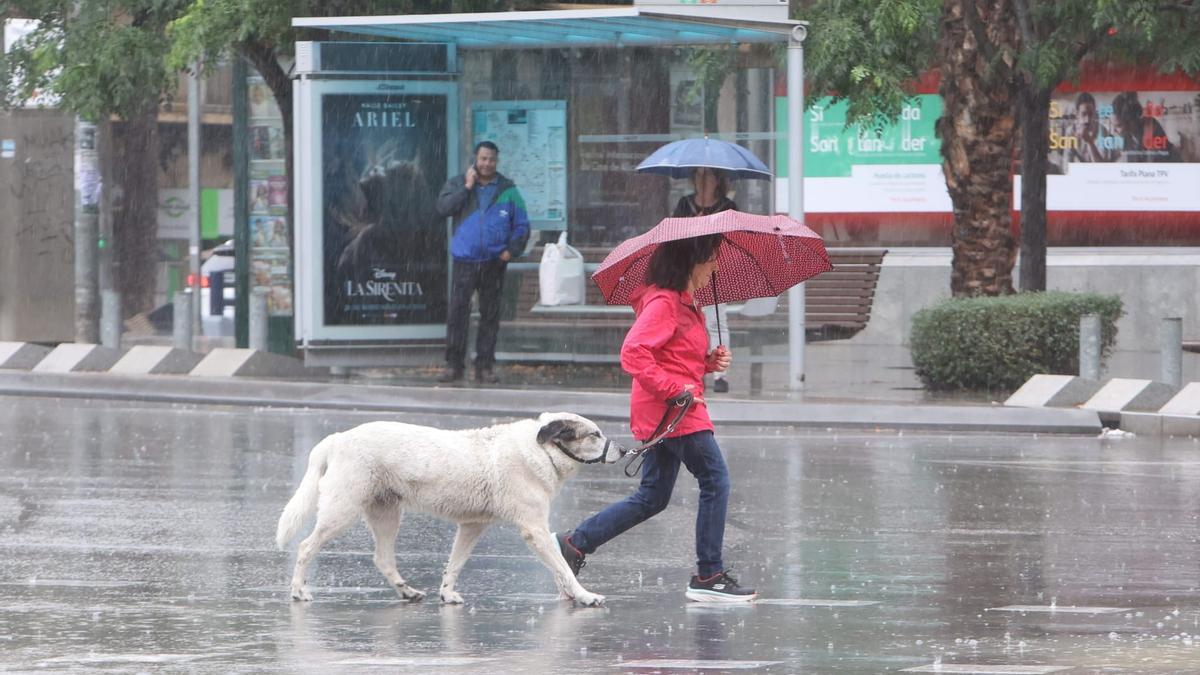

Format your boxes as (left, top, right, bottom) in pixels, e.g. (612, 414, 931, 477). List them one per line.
(554, 438, 617, 465)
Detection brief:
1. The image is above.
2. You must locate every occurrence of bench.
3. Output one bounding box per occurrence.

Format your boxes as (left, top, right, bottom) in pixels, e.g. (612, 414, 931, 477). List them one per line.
(494, 247, 887, 369)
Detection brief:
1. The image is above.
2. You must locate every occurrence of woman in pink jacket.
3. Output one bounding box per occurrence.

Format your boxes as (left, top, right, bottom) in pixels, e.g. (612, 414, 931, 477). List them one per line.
(555, 233, 756, 603)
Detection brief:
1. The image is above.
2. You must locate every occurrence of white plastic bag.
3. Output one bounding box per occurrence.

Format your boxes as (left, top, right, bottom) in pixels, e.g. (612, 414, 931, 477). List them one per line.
(539, 232, 586, 306)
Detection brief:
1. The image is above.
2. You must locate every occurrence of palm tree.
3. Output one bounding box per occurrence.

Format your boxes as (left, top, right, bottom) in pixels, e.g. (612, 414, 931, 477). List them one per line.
(936, 0, 1019, 296)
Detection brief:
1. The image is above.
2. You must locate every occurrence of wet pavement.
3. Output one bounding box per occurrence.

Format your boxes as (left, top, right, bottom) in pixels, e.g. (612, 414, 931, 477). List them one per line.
(3, 395, 1200, 673)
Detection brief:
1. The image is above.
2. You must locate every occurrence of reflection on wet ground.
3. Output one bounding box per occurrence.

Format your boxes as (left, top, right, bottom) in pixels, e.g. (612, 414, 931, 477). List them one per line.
(2, 395, 1199, 672)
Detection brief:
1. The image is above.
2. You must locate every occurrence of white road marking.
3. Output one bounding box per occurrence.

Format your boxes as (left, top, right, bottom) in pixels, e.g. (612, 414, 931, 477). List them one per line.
(988, 605, 1127, 614)
(755, 598, 881, 607)
(901, 666, 1072, 674)
(619, 659, 783, 670)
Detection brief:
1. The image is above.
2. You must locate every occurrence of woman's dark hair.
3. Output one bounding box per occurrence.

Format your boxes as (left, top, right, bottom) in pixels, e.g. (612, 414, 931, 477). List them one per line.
(713, 170, 732, 202)
(645, 234, 723, 292)
(693, 167, 732, 202)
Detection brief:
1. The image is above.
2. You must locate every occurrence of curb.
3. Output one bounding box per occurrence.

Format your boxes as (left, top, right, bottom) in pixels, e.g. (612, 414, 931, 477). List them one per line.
(0, 341, 315, 379)
(1006, 374, 1200, 436)
(0, 371, 1101, 435)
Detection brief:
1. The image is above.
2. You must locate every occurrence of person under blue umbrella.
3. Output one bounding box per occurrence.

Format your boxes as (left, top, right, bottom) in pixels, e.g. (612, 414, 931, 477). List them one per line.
(637, 138, 773, 394)
(672, 167, 736, 393)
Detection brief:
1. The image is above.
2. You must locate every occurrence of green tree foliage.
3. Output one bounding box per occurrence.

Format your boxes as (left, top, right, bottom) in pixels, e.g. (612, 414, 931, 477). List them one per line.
(0, 0, 185, 119)
(802, 0, 940, 129)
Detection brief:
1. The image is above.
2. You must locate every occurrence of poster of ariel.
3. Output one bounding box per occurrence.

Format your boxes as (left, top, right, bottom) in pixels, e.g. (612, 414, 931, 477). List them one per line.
(320, 90, 449, 326)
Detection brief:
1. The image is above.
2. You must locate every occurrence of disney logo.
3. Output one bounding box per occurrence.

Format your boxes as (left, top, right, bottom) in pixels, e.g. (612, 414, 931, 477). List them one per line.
(372, 268, 397, 280)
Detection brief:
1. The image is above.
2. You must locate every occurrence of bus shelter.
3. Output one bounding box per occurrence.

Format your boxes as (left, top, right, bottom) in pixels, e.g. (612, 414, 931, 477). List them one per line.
(290, 4, 812, 389)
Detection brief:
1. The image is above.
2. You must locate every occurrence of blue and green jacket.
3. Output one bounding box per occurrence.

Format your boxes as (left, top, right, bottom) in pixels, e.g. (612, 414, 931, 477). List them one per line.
(437, 172, 530, 263)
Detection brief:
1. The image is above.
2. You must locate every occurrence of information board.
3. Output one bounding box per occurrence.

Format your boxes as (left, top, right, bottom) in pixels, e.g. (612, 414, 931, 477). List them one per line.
(471, 100, 567, 231)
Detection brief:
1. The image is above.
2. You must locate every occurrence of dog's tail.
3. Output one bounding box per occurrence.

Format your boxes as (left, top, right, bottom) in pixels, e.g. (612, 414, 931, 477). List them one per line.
(275, 434, 335, 549)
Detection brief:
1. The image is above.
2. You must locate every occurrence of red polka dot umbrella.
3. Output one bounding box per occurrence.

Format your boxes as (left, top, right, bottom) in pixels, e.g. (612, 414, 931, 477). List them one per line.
(592, 210, 832, 308)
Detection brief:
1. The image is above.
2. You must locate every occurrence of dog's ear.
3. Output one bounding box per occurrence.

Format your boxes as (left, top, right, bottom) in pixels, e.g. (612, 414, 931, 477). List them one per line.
(537, 419, 575, 445)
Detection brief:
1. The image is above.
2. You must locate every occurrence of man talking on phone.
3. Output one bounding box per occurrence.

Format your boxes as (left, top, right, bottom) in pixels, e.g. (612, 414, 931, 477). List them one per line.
(435, 141, 530, 384)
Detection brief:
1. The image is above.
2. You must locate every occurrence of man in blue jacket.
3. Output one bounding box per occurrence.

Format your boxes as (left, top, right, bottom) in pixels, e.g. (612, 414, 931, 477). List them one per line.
(435, 141, 530, 384)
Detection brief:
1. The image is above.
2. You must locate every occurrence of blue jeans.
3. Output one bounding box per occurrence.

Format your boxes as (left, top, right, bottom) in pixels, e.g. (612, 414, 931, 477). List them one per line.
(571, 430, 731, 577)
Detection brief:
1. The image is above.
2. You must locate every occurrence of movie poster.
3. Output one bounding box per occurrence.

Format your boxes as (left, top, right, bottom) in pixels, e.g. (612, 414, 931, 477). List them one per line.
(321, 93, 448, 326)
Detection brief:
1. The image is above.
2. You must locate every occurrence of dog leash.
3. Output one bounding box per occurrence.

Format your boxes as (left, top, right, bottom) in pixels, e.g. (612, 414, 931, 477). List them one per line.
(622, 391, 694, 478)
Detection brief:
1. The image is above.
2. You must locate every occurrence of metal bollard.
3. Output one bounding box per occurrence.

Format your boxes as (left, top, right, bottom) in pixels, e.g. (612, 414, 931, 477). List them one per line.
(1161, 317, 1182, 388)
(1079, 313, 1101, 380)
(249, 288, 269, 352)
(101, 290, 122, 350)
(173, 290, 193, 351)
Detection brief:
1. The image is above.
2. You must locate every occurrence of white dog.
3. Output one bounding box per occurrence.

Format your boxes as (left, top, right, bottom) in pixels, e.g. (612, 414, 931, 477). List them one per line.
(276, 412, 626, 607)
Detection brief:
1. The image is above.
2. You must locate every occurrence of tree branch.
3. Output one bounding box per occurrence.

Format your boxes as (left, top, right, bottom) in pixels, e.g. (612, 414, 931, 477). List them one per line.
(1011, 0, 1036, 46)
(1156, 1, 1196, 11)
(1072, 27, 1106, 63)
(239, 38, 291, 119)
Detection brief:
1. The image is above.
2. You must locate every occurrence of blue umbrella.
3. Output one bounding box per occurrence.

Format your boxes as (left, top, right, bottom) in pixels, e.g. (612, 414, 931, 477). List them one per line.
(635, 137, 772, 180)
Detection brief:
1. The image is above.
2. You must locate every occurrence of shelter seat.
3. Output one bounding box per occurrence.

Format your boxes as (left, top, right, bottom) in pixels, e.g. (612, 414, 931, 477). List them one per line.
(488, 247, 887, 369)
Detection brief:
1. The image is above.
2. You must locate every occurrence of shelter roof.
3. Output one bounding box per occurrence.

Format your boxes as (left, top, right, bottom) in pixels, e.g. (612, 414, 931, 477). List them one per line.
(293, 8, 799, 50)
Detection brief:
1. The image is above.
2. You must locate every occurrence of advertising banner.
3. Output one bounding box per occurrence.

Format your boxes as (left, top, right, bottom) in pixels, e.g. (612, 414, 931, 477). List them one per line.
(775, 95, 952, 213)
(776, 90, 1200, 214)
(1029, 90, 1200, 211)
(321, 92, 448, 326)
(246, 74, 293, 317)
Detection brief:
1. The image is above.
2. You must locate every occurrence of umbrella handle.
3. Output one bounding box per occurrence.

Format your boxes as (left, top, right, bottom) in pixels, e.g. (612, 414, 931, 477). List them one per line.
(710, 271, 723, 347)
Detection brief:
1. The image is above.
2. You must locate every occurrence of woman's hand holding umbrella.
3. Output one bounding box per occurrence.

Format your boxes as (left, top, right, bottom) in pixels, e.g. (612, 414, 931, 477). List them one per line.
(707, 345, 732, 372)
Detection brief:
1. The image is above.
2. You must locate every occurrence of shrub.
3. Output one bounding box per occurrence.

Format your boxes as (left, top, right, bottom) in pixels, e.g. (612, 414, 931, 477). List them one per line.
(909, 291, 1122, 392)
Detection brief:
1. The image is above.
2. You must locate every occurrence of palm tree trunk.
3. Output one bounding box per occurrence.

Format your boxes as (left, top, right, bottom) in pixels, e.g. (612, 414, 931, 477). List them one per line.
(936, 0, 1019, 297)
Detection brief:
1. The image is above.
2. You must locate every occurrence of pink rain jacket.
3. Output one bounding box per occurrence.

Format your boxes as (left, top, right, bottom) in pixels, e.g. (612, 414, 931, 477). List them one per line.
(621, 286, 721, 441)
